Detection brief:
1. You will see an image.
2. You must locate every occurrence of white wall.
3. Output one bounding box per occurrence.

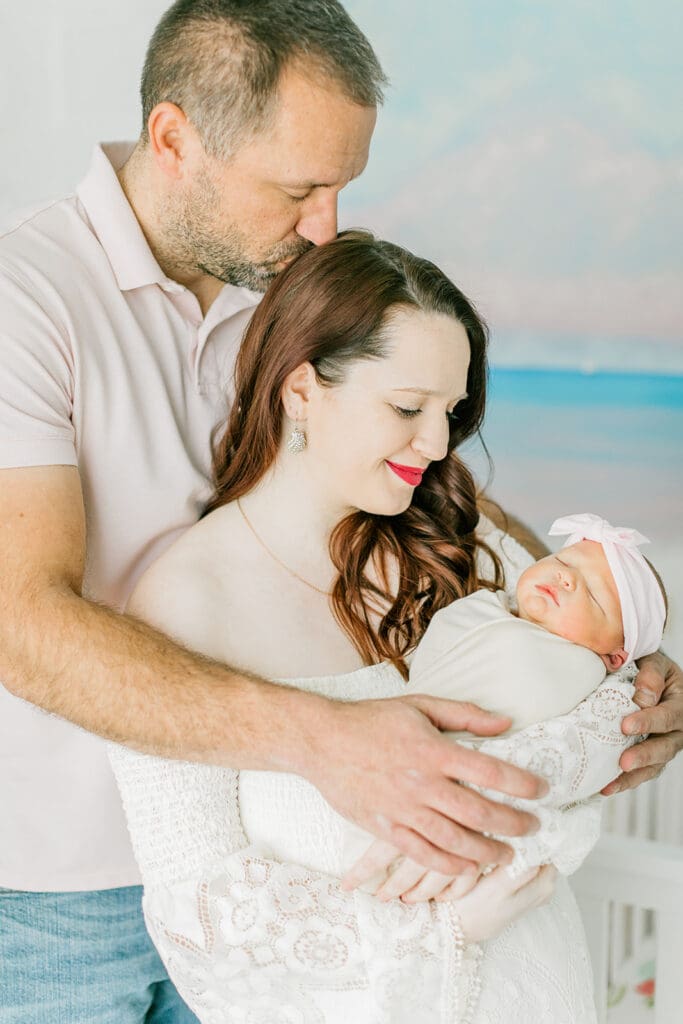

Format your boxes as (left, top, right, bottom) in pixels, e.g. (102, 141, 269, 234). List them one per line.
(0, 0, 167, 216)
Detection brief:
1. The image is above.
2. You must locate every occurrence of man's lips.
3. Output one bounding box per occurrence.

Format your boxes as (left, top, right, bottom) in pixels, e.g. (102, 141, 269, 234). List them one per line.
(536, 584, 560, 606)
(386, 461, 425, 487)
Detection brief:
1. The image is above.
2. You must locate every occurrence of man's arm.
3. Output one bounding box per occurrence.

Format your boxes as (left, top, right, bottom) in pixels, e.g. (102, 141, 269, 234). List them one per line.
(1, 464, 546, 874)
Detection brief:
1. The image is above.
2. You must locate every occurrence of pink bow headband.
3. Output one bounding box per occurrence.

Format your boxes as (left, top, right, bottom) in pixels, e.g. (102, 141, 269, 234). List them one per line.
(548, 513, 666, 662)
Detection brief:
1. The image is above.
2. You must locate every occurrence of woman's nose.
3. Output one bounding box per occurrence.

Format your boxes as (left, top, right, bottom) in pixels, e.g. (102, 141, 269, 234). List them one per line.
(412, 416, 450, 463)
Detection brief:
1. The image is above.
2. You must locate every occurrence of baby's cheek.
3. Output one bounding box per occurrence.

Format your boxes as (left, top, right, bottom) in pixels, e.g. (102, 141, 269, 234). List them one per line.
(554, 610, 593, 648)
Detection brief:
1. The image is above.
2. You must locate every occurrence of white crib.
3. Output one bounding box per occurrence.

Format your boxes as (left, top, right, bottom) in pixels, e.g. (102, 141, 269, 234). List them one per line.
(571, 763, 683, 1023)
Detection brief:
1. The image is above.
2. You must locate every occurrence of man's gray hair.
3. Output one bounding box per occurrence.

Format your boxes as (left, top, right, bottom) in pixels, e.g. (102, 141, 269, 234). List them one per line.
(141, 0, 387, 159)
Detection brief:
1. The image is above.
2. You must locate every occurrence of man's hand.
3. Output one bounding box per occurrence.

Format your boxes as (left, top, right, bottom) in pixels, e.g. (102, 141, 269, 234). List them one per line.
(302, 693, 547, 876)
(602, 651, 683, 795)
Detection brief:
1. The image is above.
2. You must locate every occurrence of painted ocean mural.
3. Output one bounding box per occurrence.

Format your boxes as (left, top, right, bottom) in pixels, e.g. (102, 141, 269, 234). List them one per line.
(340, 1, 682, 658)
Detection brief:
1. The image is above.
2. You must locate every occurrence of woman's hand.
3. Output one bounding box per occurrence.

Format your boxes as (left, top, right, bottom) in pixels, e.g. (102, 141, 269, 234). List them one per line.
(447, 864, 558, 944)
(342, 840, 557, 943)
(341, 839, 470, 901)
(602, 652, 683, 795)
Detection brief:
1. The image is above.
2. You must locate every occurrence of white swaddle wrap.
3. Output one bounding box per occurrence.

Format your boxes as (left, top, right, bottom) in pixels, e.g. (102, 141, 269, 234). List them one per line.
(410, 589, 606, 734)
(342, 588, 611, 883)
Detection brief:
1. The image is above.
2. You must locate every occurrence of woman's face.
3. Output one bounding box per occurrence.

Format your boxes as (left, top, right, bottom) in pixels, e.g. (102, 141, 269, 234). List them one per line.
(302, 306, 471, 518)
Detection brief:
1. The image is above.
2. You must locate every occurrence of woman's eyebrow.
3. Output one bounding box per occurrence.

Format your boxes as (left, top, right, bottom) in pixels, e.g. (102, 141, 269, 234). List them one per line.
(392, 387, 469, 400)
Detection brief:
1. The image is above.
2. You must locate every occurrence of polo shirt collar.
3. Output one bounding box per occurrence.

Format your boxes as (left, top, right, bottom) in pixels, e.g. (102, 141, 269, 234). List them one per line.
(77, 142, 168, 292)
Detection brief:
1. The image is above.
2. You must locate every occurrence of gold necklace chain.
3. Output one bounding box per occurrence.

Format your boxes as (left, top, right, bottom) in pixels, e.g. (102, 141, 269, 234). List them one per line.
(237, 499, 331, 597)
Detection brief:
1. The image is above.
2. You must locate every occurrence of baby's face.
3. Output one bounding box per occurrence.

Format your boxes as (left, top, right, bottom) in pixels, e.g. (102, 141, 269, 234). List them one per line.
(516, 541, 625, 664)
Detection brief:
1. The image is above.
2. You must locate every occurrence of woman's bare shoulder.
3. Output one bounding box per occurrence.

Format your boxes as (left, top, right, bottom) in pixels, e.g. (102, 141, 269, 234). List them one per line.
(126, 504, 245, 653)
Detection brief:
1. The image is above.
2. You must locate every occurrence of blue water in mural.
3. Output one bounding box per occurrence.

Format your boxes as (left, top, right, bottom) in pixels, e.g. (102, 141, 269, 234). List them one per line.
(463, 369, 683, 545)
(488, 369, 683, 410)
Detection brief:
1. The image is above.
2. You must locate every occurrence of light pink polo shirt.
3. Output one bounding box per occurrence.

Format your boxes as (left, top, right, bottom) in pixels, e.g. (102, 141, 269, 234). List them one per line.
(0, 143, 260, 891)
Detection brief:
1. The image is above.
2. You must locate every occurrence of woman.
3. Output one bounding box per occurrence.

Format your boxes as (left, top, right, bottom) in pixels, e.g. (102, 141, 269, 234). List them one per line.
(111, 233, 602, 1022)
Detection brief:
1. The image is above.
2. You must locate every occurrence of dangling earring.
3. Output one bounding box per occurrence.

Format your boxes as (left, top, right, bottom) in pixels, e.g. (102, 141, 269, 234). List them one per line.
(287, 423, 307, 454)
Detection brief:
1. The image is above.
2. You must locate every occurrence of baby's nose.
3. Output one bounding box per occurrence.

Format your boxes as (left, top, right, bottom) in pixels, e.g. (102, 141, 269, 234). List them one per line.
(558, 567, 576, 590)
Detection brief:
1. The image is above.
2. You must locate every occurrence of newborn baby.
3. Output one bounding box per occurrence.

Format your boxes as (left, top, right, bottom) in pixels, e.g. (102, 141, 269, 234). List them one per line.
(344, 511, 667, 892)
(409, 511, 667, 736)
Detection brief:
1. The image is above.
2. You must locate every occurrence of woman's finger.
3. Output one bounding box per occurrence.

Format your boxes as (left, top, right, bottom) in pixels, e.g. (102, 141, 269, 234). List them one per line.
(400, 869, 458, 903)
(522, 863, 557, 909)
(433, 871, 479, 902)
(341, 838, 400, 891)
(374, 857, 427, 901)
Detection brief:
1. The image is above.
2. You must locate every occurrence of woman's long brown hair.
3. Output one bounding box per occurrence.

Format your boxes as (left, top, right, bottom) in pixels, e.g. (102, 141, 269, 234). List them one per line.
(205, 232, 504, 676)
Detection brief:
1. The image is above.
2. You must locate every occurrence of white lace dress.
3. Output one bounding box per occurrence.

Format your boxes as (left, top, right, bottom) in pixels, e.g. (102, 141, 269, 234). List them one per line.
(111, 662, 638, 1024)
(109, 527, 640, 1023)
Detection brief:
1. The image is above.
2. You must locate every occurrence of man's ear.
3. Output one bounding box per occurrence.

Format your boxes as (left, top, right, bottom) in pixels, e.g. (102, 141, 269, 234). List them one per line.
(147, 102, 199, 181)
(281, 362, 317, 420)
(602, 647, 629, 672)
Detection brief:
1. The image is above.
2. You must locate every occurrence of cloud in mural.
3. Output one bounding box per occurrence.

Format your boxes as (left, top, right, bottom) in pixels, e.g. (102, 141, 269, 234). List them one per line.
(343, 117, 682, 339)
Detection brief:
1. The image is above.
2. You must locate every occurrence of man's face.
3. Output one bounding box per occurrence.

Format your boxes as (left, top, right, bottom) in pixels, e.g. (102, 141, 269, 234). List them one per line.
(168, 66, 377, 291)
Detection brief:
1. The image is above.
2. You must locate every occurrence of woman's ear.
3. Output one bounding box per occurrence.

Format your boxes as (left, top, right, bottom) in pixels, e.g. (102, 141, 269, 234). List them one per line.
(602, 647, 629, 672)
(281, 362, 318, 421)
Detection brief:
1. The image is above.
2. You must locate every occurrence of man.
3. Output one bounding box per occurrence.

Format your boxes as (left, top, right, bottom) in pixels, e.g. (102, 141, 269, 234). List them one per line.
(1, 2, 681, 1021)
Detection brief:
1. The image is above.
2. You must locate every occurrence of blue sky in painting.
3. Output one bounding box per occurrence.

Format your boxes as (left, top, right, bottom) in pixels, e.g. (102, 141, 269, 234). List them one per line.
(340, 2, 683, 348)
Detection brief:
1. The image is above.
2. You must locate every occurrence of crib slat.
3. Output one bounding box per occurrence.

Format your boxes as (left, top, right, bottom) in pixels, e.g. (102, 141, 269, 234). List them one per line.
(654, 910, 683, 1024)
(572, 835, 683, 1023)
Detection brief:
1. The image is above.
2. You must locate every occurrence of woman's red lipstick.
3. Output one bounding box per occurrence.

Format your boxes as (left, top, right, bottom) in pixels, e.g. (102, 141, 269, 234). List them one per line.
(386, 461, 425, 486)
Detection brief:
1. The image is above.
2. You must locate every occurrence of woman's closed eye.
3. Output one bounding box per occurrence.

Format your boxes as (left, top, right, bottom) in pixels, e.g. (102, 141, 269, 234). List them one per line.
(392, 405, 460, 421)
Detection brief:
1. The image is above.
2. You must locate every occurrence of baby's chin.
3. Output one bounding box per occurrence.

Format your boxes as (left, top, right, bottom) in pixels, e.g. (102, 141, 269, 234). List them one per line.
(516, 592, 548, 625)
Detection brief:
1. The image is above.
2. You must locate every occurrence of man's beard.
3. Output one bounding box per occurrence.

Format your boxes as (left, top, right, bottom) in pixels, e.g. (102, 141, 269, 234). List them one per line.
(195, 233, 312, 292)
(166, 173, 313, 292)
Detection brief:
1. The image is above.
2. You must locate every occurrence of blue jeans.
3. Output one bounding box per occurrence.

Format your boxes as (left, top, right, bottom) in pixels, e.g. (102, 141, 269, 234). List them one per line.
(0, 885, 199, 1024)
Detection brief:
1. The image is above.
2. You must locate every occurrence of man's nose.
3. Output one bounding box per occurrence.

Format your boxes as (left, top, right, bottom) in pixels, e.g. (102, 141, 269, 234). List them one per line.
(295, 191, 339, 246)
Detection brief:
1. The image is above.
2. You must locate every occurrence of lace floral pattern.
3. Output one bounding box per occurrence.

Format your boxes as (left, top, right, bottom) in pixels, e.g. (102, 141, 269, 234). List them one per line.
(142, 850, 474, 1023)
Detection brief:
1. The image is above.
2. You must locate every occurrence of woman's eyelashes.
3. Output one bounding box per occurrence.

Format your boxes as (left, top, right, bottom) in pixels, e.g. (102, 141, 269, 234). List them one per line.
(391, 405, 460, 421)
(393, 405, 421, 419)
